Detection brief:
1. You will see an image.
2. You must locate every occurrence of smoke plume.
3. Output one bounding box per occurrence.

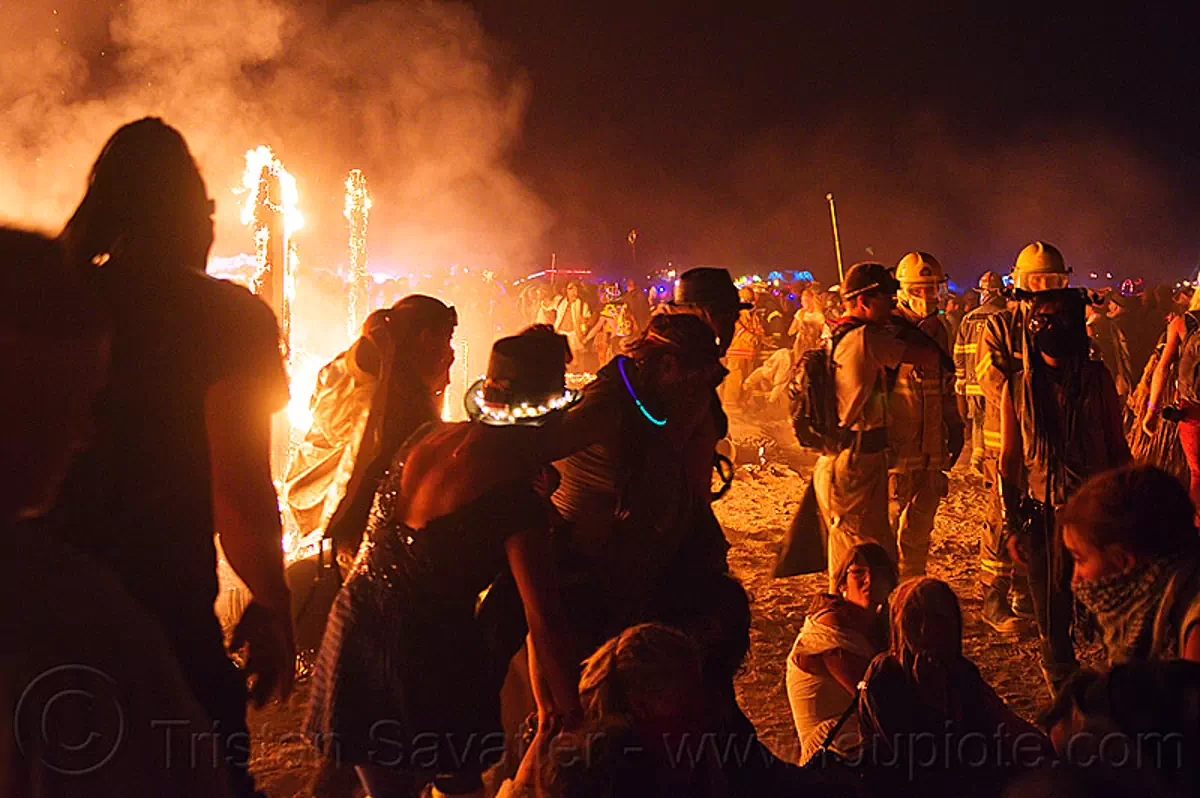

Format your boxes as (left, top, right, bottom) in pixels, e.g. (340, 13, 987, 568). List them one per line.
(0, 0, 551, 273)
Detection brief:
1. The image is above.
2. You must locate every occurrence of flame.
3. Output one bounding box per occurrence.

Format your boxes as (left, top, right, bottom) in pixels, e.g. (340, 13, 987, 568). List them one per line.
(285, 350, 323, 435)
(238, 145, 305, 239)
(344, 169, 372, 340)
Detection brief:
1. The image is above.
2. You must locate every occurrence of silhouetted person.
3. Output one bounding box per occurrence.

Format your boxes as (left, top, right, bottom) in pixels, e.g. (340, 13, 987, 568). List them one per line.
(52, 118, 293, 798)
(1, 228, 230, 797)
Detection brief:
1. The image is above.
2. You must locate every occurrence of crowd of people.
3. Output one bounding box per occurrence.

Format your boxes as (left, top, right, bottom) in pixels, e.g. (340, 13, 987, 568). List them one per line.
(4, 116, 1200, 798)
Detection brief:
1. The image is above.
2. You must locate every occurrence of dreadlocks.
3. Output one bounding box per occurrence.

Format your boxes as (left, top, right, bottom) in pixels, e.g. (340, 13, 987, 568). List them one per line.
(1025, 289, 1092, 490)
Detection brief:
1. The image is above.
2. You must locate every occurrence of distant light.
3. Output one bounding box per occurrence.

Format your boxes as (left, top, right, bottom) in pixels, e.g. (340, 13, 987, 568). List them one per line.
(1106, 272, 1113, 279)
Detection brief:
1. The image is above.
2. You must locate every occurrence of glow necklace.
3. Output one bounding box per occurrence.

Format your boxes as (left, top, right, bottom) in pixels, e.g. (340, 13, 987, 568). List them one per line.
(616, 356, 666, 427)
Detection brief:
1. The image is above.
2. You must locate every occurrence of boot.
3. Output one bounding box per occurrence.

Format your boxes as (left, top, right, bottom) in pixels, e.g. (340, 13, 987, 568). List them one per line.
(981, 583, 1022, 634)
(1010, 585, 1035, 620)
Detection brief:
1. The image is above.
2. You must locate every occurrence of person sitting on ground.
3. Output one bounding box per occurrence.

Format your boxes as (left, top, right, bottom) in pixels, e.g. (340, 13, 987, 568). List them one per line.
(787, 542, 898, 765)
(501, 623, 725, 798)
(0, 228, 229, 797)
(857, 577, 1051, 798)
(306, 326, 582, 798)
(1060, 464, 1200, 664)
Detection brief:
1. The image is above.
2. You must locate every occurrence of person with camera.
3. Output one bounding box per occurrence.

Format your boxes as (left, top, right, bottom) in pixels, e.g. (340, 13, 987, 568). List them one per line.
(998, 288, 1131, 695)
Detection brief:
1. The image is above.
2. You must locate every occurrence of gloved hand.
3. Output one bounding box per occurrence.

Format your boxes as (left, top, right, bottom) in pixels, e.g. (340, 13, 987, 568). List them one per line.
(946, 423, 966, 468)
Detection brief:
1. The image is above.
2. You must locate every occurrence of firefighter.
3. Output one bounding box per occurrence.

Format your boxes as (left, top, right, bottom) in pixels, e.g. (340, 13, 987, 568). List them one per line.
(888, 252, 966, 579)
(975, 242, 1069, 633)
(956, 270, 1030, 633)
(956, 271, 1006, 474)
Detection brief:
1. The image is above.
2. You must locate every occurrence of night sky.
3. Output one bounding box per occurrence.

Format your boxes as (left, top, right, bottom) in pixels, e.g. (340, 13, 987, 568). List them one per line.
(468, 2, 1200, 284)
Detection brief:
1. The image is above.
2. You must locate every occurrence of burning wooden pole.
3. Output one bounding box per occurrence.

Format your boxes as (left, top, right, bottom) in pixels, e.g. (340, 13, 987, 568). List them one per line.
(344, 169, 372, 339)
(241, 145, 304, 363)
(252, 165, 289, 358)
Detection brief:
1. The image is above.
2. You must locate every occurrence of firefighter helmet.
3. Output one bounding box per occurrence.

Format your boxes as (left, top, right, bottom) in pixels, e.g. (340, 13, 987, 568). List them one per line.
(978, 271, 1004, 292)
(896, 251, 946, 318)
(1012, 241, 1069, 292)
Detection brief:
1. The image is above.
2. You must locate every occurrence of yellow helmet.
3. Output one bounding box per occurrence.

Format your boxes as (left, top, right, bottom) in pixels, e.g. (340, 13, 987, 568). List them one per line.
(896, 251, 946, 287)
(896, 251, 946, 317)
(1012, 241, 1069, 291)
(978, 271, 1005, 292)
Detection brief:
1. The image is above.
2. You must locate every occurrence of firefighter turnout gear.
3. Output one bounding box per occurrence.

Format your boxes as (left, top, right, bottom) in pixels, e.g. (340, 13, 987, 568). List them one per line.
(888, 253, 963, 579)
(896, 251, 948, 319)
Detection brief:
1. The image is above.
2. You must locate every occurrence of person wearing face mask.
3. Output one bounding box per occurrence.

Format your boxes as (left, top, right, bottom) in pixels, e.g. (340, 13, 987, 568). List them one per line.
(786, 543, 898, 765)
(999, 288, 1131, 695)
(976, 243, 1072, 635)
(1060, 464, 1200, 665)
(888, 252, 965, 580)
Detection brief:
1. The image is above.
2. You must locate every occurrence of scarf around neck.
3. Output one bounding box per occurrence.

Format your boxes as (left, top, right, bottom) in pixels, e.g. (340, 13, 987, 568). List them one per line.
(1073, 555, 1173, 665)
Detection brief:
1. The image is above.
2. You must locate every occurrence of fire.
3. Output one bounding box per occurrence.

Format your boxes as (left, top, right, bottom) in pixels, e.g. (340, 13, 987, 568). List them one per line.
(239, 145, 305, 239)
(286, 351, 323, 435)
(344, 169, 372, 340)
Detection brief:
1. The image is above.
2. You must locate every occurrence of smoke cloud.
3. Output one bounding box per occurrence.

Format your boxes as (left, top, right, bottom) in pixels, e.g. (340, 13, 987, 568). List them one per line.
(0, 0, 551, 274)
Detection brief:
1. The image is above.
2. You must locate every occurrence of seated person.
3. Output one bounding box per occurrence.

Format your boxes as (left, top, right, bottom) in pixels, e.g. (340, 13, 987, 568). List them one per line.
(857, 578, 1051, 797)
(786, 543, 897, 764)
(500, 623, 725, 798)
(1060, 464, 1200, 664)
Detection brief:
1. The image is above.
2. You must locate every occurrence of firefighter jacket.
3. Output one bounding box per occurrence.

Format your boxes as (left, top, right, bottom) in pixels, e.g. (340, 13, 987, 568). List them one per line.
(888, 311, 960, 472)
(977, 302, 1030, 455)
(955, 297, 1007, 399)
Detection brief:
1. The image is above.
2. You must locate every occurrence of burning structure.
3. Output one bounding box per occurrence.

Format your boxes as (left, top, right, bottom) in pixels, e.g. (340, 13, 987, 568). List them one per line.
(344, 169, 372, 340)
(240, 145, 304, 363)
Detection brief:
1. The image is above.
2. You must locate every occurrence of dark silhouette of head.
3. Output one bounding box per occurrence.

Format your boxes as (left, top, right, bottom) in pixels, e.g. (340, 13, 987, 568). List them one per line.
(0, 228, 108, 520)
(61, 117, 213, 274)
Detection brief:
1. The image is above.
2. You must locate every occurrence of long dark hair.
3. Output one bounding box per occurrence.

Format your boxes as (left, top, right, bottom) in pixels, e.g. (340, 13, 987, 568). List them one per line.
(1026, 289, 1090, 470)
(60, 118, 212, 274)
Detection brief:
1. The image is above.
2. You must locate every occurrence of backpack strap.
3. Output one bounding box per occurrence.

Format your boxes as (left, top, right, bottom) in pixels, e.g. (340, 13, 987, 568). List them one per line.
(817, 691, 860, 752)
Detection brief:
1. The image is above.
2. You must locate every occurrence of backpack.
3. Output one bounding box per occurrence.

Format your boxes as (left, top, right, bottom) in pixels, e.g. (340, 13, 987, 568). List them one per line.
(1178, 311, 1200, 405)
(789, 319, 865, 452)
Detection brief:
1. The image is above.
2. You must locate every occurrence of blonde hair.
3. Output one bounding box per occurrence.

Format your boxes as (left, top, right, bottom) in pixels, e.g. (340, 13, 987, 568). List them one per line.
(578, 623, 702, 727)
